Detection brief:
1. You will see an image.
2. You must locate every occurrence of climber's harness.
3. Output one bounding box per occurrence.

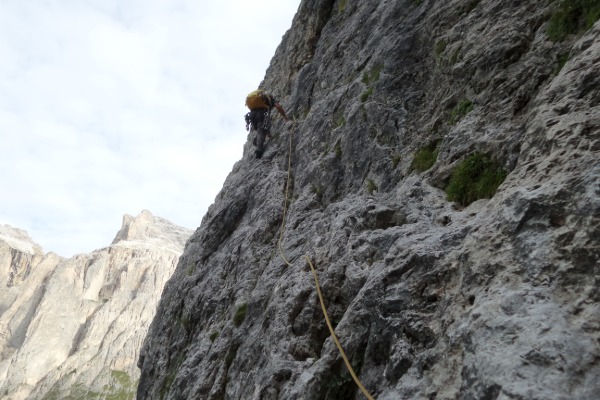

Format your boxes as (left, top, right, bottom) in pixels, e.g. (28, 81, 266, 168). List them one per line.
(245, 107, 272, 133)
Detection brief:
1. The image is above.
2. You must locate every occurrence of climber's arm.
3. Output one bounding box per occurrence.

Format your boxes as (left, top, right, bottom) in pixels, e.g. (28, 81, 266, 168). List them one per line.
(274, 103, 289, 121)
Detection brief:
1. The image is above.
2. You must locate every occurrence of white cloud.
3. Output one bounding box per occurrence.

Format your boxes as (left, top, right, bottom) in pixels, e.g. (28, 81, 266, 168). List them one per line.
(0, 0, 298, 256)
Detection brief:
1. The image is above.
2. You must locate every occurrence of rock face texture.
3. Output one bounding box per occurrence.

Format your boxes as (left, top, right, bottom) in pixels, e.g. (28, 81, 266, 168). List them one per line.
(138, 1, 600, 399)
(0, 210, 192, 399)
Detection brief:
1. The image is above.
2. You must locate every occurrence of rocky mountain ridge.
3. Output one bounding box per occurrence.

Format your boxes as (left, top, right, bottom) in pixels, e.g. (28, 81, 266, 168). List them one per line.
(0, 210, 192, 399)
(0, 226, 43, 257)
(137, 0, 600, 399)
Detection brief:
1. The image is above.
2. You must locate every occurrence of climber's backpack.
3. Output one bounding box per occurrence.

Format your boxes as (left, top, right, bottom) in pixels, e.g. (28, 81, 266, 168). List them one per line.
(245, 90, 271, 110)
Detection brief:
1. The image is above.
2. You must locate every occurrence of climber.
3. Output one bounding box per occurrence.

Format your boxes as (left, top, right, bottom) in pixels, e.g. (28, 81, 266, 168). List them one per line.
(245, 89, 289, 159)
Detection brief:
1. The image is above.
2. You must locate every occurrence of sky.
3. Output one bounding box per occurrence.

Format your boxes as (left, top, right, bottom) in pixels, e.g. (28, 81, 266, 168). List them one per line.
(0, 0, 299, 257)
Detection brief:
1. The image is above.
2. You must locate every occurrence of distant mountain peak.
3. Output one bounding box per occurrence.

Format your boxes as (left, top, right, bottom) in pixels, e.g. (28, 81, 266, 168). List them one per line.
(0, 210, 193, 399)
(0, 224, 43, 255)
(112, 209, 156, 243)
(111, 210, 191, 250)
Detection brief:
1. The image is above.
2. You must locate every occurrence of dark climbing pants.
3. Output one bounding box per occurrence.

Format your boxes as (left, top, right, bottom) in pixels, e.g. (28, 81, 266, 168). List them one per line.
(249, 108, 271, 158)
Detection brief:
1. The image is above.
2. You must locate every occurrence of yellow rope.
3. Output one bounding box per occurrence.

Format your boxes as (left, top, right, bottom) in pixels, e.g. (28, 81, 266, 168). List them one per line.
(277, 124, 375, 400)
(277, 123, 294, 268)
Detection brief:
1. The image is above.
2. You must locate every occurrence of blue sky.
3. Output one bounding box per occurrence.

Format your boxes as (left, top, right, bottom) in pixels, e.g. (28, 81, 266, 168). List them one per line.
(0, 0, 299, 257)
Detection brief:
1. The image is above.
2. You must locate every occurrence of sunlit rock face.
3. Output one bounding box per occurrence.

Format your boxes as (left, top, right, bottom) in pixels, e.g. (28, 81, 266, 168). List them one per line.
(0, 210, 192, 399)
(138, 1, 600, 399)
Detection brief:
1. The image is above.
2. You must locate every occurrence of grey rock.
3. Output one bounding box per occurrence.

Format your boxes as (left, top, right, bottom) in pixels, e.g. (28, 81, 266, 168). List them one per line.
(138, 1, 600, 399)
(0, 211, 191, 399)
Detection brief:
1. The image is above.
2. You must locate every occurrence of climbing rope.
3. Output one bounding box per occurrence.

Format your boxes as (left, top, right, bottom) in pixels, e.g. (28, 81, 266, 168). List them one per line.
(277, 122, 375, 400)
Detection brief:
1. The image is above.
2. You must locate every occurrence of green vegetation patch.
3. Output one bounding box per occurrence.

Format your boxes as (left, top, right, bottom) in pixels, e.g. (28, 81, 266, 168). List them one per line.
(411, 141, 440, 172)
(311, 184, 324, 202)
(391, 153, 402, 169)
(233, 303, 248, 326)
(159, 369, 176, 400)
(359, 64, 382, 102)
(362, 71, 370, 85)
(105, 370, 137, 400)
(435, 39, 448, 56)
(334, 114, 346, 128)
(180, 315, 191, 331)
(159, 354, 184, 400)
(360, 87, 373, 102)
(338, 0, 348, 12)
(334, 140, 342, 159)
(450, 46, 462, 64)
(186, 263, 195, 276)
(449, 99, 474, 125)
(366, 178, 378, 194)
(434, 39, 448, 57)
(225, 343, 240, 368)
(555, 52, 570, 74)
(547, 0, 600, 41)
(43, 384, 101, 400)
(446, 153, 507, 206)
(362, 64, 383, 86)
(42, 371, 137, 400)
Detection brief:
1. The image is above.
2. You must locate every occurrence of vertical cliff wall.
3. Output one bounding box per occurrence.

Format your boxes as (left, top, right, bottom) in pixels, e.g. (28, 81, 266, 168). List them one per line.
(0, 211, 192, 399)
(138, 0, 599, 399)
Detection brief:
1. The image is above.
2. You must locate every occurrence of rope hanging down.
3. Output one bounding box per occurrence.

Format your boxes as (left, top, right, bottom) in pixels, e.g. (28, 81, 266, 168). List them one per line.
(277, 123, 375, 400)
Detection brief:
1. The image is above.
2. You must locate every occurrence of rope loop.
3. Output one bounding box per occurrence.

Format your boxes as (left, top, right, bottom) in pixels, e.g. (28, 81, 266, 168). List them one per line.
(277, 121, 375, 400)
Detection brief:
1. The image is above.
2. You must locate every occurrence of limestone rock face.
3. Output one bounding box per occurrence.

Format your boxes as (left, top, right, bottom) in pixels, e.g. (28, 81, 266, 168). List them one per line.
(138, 1, 600, 399)
(0, 211, 192, 399)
